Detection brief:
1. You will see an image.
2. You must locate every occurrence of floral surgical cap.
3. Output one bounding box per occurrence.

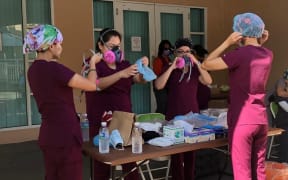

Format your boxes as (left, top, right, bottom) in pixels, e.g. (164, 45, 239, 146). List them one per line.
(283, 69, 288, 80)
(23, 24, 63, 54)
(232, 12, 265, 38)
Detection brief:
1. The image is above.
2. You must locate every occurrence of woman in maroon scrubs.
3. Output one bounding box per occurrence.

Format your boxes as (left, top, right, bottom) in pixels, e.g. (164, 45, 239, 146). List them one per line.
(86, 28, 148, 180)
(24, 24, 101, 180)
(154, 38, 212, 180)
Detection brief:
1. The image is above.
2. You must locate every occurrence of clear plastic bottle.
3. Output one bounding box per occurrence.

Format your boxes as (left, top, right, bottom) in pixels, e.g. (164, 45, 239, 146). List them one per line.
(132, 122, 142, 154)
(99, 122, 110, 154)
(80, 113, 90, 142)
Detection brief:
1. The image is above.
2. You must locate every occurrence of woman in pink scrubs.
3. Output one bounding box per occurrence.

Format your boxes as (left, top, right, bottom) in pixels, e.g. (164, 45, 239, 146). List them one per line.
(202, 13, 273, 180)
(25, 24, 101, 180)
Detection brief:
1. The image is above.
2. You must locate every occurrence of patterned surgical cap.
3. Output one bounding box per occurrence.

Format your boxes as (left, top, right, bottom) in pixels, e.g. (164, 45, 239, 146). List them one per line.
(23, 24, 63, 54)
(233, 12, 265, 38)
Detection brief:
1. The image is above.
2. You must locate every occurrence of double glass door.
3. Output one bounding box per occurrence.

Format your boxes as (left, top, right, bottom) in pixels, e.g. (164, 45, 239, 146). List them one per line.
(114, 2, 191, 113)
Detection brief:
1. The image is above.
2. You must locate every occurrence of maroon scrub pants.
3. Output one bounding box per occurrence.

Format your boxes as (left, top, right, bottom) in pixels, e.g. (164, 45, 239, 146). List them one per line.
(41, 146, 83, 180)
(171, 151, 195, 180)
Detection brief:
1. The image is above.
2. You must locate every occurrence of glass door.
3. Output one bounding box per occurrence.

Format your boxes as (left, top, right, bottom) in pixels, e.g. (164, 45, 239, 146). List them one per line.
(114, 2, 155, 114)
(155, 5, 190, 49)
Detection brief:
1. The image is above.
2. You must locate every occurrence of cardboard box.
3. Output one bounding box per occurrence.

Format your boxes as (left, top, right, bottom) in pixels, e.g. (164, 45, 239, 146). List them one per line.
(163, 125, 185, 144)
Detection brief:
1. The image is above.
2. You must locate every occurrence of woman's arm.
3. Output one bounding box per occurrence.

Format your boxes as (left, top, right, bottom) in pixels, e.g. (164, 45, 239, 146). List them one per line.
(97, 64, 138, 90)
(202, 32, 242, 71)
(68, 53, 102, 91)
(154, 59, 177, 90)
(186, 53, 212, 85)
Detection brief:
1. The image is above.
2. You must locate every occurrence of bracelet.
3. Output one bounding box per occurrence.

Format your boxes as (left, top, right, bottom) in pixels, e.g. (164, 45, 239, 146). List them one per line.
(196, 61, 201, 67)
(88, 69, 96, 74)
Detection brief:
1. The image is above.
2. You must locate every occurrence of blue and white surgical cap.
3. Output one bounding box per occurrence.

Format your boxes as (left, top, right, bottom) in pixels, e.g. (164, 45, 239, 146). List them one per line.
(233, 12, 265, 38)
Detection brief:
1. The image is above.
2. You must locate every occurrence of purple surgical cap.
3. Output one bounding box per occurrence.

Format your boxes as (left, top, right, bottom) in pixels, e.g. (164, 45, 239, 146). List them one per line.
(232, 12, 265, 38)
(23, 24, 63, 54)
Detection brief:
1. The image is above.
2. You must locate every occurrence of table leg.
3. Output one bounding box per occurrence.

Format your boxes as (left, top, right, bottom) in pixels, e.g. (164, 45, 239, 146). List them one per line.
(114, 160, 149, 180)
(111, 166, 116, 180)
(90, 158, 94, 180)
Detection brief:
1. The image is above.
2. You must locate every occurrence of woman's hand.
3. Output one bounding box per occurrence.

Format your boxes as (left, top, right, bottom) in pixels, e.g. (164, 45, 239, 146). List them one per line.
(141, 56, 149, 66)
(186, 53, 199, 64)
(259, 30, 269, 45)
(120, 64, 138, 78)
(89, 53, 102, 66)
(225, 32, 243, 46)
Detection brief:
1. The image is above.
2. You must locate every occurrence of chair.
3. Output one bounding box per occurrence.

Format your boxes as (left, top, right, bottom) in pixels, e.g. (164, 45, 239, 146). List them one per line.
(136, 113, 171, 180)
(267, 101, 279, 159)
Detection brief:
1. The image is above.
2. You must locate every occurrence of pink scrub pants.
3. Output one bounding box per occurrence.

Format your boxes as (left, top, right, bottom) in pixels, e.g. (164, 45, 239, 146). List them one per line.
(41, 146, 82, 180)
(229, 124, 268, 180)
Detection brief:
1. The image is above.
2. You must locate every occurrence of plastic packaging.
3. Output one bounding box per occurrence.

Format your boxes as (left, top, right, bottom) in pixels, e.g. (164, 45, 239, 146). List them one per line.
(99, 122, 110, 154)
(132, 122, 142, 154)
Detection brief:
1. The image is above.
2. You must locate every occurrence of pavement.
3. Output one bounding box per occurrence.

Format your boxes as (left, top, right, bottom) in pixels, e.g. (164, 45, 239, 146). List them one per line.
(0, 140, 233, 180)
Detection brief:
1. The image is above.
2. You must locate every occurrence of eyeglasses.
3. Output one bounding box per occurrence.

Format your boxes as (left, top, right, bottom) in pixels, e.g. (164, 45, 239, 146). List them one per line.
(176, 50, 191, 55)
(104, 43, 120, 50)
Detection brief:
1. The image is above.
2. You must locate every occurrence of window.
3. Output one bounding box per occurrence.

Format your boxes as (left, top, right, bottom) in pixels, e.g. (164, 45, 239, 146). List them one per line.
(0, 0, 51, 129)
(190, 8, 206, 47)
(93, 0, 114, 48)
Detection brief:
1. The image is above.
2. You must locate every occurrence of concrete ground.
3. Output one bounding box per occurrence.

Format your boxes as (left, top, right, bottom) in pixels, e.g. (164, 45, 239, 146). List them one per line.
(0, 141, 233, 180)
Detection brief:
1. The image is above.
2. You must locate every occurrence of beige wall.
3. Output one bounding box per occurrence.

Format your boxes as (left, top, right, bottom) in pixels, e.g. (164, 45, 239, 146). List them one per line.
(2, 0, 287, 144)
(53, 0, 94, 113)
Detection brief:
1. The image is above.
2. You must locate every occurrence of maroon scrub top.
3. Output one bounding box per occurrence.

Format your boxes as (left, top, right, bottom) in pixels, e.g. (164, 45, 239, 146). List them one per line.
(222, 45, 273, 127)
(164, 64, 200, 120)
(86, 60, 133, 133)
(28, 60, 82, 147)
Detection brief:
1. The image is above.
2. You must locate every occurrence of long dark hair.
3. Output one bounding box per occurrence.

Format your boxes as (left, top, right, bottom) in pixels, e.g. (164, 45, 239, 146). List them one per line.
(157, 40, 172, 57)
(95, 28, 122, 52)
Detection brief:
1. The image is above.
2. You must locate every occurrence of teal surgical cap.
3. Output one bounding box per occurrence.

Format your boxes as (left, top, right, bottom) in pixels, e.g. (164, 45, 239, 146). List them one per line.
(233, 12, 265, 38)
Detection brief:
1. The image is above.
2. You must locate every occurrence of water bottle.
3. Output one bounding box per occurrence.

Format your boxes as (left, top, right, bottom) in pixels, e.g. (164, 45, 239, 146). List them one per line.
(132, 122, 142, 154)
(99, 122, 110, 154)
(80, 113, 90, 142)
